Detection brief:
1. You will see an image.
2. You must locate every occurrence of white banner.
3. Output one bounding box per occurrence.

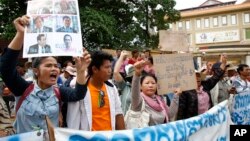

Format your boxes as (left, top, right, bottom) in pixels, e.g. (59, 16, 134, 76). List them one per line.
(0, 130, 44, 141)
(55, 101, 231, 141)
(189, 100, 232, 140)
(231, 91, 250, 125)
(195, 30, 240, 44)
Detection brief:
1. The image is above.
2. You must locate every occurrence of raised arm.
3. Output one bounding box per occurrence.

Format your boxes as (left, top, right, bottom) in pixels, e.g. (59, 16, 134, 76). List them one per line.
(203, 54, 227, 91)
(60, 49, 91, 102)
(113, 50, 128, 82)
(131, 60, 146, 111)
(9, 16, 29, 50)
(168, 88, 181, 120)
(0, 16, 31, 96)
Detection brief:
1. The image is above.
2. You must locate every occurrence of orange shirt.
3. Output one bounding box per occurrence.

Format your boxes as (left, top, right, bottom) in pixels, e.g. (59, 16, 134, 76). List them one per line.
(88, 82, 112, 131)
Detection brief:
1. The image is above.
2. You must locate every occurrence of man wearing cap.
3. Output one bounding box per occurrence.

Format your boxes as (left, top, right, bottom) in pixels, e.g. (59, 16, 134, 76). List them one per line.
(113, 51, 133, 114)
(177, 54, 228, 120)
(63, 66, 76, 87)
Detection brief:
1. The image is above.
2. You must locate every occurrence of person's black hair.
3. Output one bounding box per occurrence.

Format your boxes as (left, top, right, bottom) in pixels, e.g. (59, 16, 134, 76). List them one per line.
(32, 57, 57, 68)
(32, 57, 57, 79)
(64, 34, 72, 41)
(140, 73, 157, 85)
(140, 73, 158, 95)
(63, 16, 70, 20)
(34, 16, 44, 23)
(37, 34, 45, 41)
(16, 62, 24, 68)
(148, 56, 153, 65)
(87, 51, 113, 76)
(131, 50, 139, 57)
(143, 49, 151, 55)
(237, 64, 249, 75)
(63, 60, 73, 68)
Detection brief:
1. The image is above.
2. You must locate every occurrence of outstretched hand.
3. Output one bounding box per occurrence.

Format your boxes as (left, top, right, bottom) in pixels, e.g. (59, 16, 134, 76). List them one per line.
(74, 48, 91, 73)
(133, 60, 146, 76)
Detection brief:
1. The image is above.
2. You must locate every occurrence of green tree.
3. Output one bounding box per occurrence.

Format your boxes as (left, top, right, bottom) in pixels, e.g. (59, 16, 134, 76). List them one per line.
(0, 0, 180, 50)
(80, 0, 180, 50)
(0, 0, 27, 39)
(125, 0, 180, 49)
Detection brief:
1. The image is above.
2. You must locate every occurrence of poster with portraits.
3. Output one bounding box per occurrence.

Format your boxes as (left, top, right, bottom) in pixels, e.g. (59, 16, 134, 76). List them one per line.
(23, 0, 83, 58)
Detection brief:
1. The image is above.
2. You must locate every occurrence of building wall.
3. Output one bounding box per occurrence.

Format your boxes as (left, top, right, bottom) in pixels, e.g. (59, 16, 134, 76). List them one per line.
(170, 2, 250, 68)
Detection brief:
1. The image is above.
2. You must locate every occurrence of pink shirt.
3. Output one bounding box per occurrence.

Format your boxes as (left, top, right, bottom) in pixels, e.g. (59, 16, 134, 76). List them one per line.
(120, 59, 128, 73)
(197, 86, 210, 114)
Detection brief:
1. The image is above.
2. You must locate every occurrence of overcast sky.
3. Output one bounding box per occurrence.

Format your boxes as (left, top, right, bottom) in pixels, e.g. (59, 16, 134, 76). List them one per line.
(174, 0, 243, 10)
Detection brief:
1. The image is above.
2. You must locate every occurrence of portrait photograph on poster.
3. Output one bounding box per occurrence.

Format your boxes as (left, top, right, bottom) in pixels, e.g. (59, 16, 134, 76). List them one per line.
(24, 0, 82, 58)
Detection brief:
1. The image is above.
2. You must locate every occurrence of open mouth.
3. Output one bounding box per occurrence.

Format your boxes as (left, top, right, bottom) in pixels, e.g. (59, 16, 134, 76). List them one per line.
(50, 72, 58, 80)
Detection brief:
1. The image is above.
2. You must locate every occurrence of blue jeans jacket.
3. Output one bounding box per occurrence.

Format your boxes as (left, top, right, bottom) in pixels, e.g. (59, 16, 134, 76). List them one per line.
(0, 48, 87, 133)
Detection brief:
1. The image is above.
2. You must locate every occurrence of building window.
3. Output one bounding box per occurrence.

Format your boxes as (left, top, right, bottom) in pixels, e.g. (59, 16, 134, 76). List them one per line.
(231, 14, 237, 25)
(185, 21, 190, 30)
(213, 17, 218, 27)
(246, 28, 250, 39)
(196, 19, 201, 29)
(178, 22, 183, 30)
(222, 15, 227, 25)
(244, 13, 250, 23)
(204, 18, 209, 28)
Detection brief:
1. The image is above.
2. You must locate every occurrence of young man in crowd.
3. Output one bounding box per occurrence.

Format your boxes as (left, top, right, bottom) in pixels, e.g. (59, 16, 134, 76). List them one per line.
(232, 64, 250, 93)
(67, 50, 125, 131)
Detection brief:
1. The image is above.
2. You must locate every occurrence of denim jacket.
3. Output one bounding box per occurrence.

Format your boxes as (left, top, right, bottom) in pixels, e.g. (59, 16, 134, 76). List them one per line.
(14, 83, 59, 133)
(0, 48, 87, 133)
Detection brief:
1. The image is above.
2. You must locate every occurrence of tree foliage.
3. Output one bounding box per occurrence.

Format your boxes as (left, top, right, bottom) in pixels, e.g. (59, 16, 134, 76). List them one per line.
(0, 0, 180, 50)
(0, 0, 27, 39)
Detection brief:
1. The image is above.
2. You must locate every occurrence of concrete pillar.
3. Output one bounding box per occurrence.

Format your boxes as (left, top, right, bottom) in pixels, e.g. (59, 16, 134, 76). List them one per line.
(245, 55, 250, 66)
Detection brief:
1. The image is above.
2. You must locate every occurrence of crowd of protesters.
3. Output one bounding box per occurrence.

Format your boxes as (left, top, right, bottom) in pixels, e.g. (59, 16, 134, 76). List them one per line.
(0, 15, 249, 137)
